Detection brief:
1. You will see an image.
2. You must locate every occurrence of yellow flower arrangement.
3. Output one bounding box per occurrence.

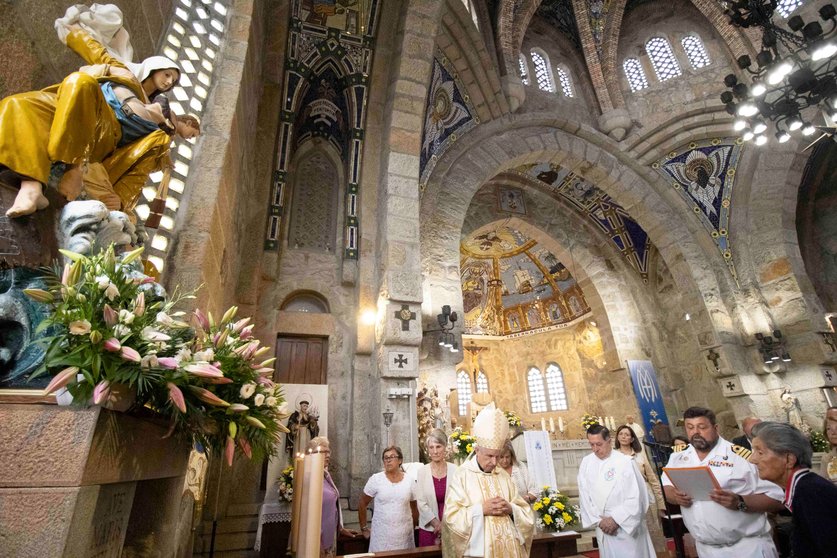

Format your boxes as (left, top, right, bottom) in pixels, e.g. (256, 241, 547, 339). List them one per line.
(450, 427, 476, 461)
(532, 487, 580, 532)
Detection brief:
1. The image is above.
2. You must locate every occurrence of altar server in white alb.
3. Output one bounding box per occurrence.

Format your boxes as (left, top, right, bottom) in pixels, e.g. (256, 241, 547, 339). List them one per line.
(578, 424, 655, 558)
(663, 406, 784, 558)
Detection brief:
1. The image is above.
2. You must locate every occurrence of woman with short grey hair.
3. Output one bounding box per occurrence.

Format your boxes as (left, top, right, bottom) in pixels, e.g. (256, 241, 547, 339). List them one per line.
(416, 428, 457, 547)
(750, 421, 837, 558)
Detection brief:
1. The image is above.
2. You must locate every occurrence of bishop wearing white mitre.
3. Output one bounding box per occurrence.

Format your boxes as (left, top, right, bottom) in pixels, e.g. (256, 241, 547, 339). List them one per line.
(578, 424, 655, 558)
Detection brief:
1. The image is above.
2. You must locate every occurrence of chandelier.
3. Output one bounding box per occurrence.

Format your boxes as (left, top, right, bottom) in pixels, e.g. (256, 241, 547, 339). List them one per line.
(719, 1, 837, 145)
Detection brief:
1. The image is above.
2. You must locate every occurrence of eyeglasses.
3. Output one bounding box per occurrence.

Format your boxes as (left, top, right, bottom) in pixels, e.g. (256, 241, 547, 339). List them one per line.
(383, 455, 399, 461)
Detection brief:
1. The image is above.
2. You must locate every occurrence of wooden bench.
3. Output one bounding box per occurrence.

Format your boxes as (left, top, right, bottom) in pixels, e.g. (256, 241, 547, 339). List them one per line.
(337, 531, 582, 557)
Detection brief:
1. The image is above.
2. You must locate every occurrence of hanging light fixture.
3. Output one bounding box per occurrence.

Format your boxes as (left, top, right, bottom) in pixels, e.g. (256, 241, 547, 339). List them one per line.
(719, 1, 837, 145)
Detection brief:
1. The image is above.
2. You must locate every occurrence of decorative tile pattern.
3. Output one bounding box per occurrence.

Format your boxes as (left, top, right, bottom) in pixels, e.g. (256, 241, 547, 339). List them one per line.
(263, 1, 380, 258)
(653, 138, 743, 282)
(513, 163, 653, 281)
(419, 54, 478, 187)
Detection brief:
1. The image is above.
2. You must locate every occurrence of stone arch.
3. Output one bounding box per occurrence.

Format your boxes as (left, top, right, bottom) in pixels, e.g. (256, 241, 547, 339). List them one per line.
(280, 290, 331, 313)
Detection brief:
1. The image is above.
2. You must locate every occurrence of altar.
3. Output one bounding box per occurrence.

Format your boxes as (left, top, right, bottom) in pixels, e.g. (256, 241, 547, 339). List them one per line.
(549, 439, 591, 493)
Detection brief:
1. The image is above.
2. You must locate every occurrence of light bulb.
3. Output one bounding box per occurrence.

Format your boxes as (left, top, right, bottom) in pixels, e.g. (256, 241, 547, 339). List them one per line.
(812, 43, 837, 61)
(737, 103, 759, 117)
(751, 82, 766, 96)
(753, 121, 767, 134)
(788, 118, 803, 131)
(802, 123, 816, 136)
(767, 60, 793, 85)
(742, 130, 755, 141)
(776, 131, 791, 143)
(755, 134, 768, 145)
(734, 119, 747, 131)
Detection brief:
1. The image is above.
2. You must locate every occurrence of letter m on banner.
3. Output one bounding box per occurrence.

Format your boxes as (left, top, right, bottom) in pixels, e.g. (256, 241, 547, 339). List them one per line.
(627, 360, 670, 440)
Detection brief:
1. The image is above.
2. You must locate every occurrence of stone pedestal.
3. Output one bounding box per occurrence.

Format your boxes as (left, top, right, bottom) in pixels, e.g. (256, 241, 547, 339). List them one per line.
(0, 404, 191, 557)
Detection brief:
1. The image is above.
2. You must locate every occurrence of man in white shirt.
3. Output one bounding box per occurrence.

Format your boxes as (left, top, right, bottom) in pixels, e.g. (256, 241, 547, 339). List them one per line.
(578, 424, 655, 558)
(663, 407, 784, 557)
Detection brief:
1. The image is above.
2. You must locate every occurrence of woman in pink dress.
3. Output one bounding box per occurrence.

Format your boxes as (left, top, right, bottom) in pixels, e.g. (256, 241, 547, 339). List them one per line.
(416, 429, 458, 546)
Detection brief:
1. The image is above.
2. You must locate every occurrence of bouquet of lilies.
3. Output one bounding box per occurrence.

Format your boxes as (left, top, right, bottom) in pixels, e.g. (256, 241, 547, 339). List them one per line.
(450, 427, 476, 461)
(580, 413, 601, 431)
(25, 245, 289, 465)
(532, 486, 580, 532)
(278, 465, 294, 502)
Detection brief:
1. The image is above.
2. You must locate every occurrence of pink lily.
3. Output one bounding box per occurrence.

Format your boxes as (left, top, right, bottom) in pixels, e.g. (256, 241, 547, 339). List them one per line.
(225, 435, 235, 466)
(193, 309, 209, 332)
(213, 329, 229, 348)
(120, 346, 142, 362)
(232, 317, 251, 333)
(239, 324, 254, 340)
(240, 341, 260, 361)
(168, 382, 186, 413)
(103, 304, 118, 328)
(238, 436, 252, 459)
(44, 366, 80, 395)
(103, 338, 121, 352)
(185, 363, 224, 378)
(254, 367, 274, 376)
(205, 376, 234, 385)
(61, 263, 71, 286)
(256, 376, 275, 388)
(229, 403, 249, 412)
(93, 380, 111, 405)
(157, 357, 179, 369)
(134, 292, 146, 317)
(189, 386, 230, 407)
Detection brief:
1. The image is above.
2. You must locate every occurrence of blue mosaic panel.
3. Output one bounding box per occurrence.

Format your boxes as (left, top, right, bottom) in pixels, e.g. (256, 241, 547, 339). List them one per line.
(513, 163, 652, 282)
(419, 54, 478, 185)
(653, 138, 742, 282)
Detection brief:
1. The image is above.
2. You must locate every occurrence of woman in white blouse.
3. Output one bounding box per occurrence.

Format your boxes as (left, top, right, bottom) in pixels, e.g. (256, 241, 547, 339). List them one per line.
(416, 429, 457, 546)
(499, 440, 538, 503)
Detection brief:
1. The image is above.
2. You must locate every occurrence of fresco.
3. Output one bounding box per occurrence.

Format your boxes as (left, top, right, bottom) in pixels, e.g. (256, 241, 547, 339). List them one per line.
(461, 227, 590, 336)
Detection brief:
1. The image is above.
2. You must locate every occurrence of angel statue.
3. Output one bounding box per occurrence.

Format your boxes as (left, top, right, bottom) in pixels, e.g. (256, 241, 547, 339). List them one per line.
(0, 4, 200, 223)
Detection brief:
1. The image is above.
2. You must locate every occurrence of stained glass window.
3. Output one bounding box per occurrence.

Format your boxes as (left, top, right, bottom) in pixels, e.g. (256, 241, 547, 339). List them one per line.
(476, 371, 489, 393)
(623, 57, 649, 91)
(528, 367, 548, 413)
(776, 0, 803, 18)
(531, 50, 555, 92)
(546, 363, 569, 410)
(556, 66, 574, 97)
(646, 37, 682, 81)
(457, 370, 472, 415)
(519, 53, 530, 86)
(682, 35, 711, 69)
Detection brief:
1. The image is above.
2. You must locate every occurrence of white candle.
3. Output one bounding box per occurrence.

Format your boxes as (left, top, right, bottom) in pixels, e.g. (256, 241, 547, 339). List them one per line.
(541, 418, 547, 431)
(290, 453, 305, 554)
(298, 450, 325, 558)
(558, 417, 564, 432)
(549, 417, 555, 432)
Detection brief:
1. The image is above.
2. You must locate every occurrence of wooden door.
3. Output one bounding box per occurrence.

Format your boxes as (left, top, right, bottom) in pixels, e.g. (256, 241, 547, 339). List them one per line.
(274, 335, 327, 385)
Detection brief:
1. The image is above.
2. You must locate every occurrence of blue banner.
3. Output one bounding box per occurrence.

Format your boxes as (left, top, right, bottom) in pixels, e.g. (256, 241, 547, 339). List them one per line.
(627, 360, 670, 440)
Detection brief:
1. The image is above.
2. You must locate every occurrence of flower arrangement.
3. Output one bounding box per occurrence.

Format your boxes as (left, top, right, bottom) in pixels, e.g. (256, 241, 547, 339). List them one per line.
(580, 413, 601, 431)
(810, 430, 830, 453)
(505, 410, 522, 428)
(26, 245, 290, 466)
(450, 427, 476, 461)
(532, 486, 580, 532)
(278, 465, 294, 502)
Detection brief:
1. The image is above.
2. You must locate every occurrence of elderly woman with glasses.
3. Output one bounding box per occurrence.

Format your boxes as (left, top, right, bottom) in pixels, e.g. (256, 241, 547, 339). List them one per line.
(416, 429, 457, 547)
(750, 421, 837, 558)
(304, 437, 360, 558)
(358, 446, 418, 552)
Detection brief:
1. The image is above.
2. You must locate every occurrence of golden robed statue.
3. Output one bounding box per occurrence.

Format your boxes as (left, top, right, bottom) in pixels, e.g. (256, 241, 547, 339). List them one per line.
(0, 4, 200, 222)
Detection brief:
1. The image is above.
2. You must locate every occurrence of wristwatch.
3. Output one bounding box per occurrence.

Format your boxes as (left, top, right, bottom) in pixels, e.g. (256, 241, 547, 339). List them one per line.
(736, 495, 748, 512)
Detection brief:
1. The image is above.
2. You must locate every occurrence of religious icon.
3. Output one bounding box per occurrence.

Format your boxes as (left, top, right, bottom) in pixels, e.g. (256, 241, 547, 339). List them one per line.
(285, 393, 320, 457)
(497, 185, 527, 215)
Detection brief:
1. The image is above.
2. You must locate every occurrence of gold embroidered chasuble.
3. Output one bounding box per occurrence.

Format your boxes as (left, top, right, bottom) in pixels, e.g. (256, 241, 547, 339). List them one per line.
(442, 456, 534, 557)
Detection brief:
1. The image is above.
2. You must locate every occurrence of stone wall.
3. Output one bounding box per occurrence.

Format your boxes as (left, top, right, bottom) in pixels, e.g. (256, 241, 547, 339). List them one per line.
(0, 0, 173, 98)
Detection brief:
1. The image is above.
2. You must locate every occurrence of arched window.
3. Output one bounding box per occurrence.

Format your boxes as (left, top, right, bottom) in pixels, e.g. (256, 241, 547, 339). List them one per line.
(681, 35, 710, 69)
(555, 66, 574, 97)
(530, 50, 555, 92)
(519, 53, 530, 86)
(545, 363, 569, 410)
(623, 58, 649, 91)
(476, 371, 489, 393)
(280, 291, 330, 313)
(457, 370, 472, 415)
(646, 37, 682, 81)
(527, 367, 547, 413)
(776, 0, 803, 18)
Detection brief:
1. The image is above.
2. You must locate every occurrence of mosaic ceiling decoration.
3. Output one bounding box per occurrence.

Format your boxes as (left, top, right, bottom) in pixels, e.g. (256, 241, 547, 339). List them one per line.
(652, 137, 743, 282)
(420, 53, 478, 187)
(264, 0, 380, 257)
(512, 163, 652, 281)
(536, 0, 582, 51)
(461, 227, 590, 337)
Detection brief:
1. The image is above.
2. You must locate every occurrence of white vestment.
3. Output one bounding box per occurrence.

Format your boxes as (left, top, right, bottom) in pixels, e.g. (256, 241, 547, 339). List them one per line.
(578, 451, 655, 558)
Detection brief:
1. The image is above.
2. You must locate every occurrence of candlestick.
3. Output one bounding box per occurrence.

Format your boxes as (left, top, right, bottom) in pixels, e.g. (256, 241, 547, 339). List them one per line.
(549, 417, 555, 433)
(541, 418, 547, 431)
(558, 417, 564, 432)
(290, 453, 305, 554)
(298, 450, 325, 558)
